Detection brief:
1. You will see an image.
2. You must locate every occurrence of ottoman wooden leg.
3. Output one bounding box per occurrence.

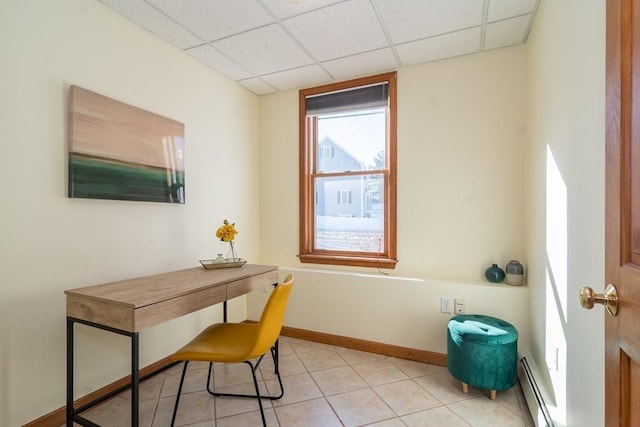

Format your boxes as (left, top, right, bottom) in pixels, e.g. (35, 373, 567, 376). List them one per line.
(462, 382, 468, 394)
(490, 390, 497, 400)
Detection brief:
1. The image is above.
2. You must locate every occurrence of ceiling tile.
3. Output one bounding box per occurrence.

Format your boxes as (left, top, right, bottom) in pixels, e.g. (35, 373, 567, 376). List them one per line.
(261, 65, 332, 90)
(484, 15, 531, 50)
(185, 45, 253, 80)
(100, 0, 541, 95)
(212, 23, 314, 75)
(283, 0, 388, 62)
(374, 0, 484, 44)
(100, 0, 202, 49)
(487, 0, 538, 22)
(396, 27, 481, 66)
(147, 0, 274, 42)
(237, 78, 277, 95)
(322, 48, 398, 80)
(261, 0, 344, 19)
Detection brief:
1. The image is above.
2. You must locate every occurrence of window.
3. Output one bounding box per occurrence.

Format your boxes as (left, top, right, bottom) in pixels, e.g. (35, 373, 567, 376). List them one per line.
(337, 190, 352, 205)
(321, 146, 334, 159)
(299, 72, 397, 268)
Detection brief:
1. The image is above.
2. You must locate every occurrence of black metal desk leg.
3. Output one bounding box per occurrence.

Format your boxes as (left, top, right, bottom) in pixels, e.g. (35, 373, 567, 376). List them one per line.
(131, 333, 139, 427)
(66, 317, 75, 427)
(223, 300, 228, 323)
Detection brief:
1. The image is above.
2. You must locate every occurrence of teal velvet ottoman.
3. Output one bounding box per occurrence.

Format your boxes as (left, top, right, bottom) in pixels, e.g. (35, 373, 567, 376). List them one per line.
(447, 314, 518, 400)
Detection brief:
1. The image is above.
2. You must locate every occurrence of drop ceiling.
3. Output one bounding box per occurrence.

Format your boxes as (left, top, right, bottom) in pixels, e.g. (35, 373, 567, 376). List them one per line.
(101, 0, 540, 95)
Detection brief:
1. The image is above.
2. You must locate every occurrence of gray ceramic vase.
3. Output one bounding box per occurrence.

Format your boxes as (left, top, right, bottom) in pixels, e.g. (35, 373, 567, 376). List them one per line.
(505, 260, 524, 286)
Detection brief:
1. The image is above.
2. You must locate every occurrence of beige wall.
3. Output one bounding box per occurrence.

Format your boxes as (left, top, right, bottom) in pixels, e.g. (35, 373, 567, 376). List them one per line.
(0, 1, 260, 425)
(256, 46, 530, 355)
(525, 0, 605, 425)
(0, 0, 606, 425)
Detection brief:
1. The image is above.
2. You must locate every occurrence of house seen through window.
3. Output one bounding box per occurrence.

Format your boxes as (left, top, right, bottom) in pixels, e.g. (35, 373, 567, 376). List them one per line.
(299, 72, 397, 268)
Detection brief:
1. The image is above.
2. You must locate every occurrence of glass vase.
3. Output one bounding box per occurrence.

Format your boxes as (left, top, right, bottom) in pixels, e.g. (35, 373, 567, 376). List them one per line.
(226, 241, 238, 261)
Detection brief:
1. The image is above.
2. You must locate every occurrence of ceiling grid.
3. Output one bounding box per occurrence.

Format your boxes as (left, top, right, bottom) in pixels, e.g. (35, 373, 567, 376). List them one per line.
(101, 0, 539, 95)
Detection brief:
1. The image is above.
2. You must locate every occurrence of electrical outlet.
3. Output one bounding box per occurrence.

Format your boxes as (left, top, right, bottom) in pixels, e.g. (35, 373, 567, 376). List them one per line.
(455, 298, 465, 314)
(440, 297, 453, 314)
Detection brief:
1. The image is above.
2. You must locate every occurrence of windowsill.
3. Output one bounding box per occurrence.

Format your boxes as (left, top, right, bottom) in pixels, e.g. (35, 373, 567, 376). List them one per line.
(298, 253, 398, 269)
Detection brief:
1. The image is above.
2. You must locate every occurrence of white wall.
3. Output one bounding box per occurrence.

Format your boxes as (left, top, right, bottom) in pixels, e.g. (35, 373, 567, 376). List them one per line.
(525, 0, 605, 426)
(257, 46, 530, 355)
(0, 1, 260, 425)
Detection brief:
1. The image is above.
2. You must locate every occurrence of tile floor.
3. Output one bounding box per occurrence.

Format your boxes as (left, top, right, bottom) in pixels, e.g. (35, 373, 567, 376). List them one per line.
(72, 336, 535, 427)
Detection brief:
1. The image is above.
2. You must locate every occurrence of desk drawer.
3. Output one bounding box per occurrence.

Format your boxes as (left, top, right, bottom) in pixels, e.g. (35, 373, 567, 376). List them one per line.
(135, 284, 227, 331)
(227, 270, 279, 299)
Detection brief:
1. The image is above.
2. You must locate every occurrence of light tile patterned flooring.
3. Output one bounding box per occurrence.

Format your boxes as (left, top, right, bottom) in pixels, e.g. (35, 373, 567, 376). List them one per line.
(72, 336, 535, 427)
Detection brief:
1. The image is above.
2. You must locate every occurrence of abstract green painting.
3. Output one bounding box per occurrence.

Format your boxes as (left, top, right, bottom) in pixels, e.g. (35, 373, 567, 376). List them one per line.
(68, 85, 185, 203)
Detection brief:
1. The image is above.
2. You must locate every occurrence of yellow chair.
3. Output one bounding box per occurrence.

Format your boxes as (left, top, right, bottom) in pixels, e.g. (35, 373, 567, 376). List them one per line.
(170, 274, 294, 427)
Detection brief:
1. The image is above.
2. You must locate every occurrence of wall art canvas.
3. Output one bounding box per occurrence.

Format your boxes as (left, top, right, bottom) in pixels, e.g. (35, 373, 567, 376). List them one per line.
(68, 85, 185, 203)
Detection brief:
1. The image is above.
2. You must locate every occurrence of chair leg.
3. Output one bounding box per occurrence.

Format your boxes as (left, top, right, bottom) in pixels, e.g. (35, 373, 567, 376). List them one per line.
(205, 359, 268, 427)
(269, 343, 284, 400)
(248, 360, 267, 427)
(206, 361, 214, 395)
(272, 339, 279, 375)
(171, 361, 189, 427)
(200, 349, 287, 427)
(206, 353, 284, 400)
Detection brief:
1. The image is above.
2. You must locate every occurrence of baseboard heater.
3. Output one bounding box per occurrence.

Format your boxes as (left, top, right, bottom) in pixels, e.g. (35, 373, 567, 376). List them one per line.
(520, 355, 555, 427)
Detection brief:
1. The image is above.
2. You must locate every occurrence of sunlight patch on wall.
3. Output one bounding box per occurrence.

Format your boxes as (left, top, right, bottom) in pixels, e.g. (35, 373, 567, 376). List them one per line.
(545, 144, 568, 425)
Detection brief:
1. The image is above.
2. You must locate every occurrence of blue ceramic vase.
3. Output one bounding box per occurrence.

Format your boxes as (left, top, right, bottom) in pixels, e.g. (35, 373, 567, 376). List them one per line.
(485, 264, 505, 283)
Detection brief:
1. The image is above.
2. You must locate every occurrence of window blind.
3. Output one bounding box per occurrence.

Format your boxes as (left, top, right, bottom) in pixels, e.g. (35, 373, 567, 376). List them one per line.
(305, 82, 388, 115)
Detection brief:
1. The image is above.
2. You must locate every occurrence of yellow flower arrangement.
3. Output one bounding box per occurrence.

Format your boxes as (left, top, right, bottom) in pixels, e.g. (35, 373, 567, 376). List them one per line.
(216, 219, 238, 260)
(216, 219, 237, 242)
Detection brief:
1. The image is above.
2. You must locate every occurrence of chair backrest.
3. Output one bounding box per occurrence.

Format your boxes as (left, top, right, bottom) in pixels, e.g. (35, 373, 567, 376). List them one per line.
(250, 274, 294, 357)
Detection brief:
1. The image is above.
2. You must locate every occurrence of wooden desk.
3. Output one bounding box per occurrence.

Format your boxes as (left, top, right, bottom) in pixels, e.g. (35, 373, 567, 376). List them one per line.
(65, 264, 279, 427)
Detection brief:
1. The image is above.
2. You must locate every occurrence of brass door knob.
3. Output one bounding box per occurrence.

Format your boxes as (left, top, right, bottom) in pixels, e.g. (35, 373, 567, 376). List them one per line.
(579, 284, 618, 316)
